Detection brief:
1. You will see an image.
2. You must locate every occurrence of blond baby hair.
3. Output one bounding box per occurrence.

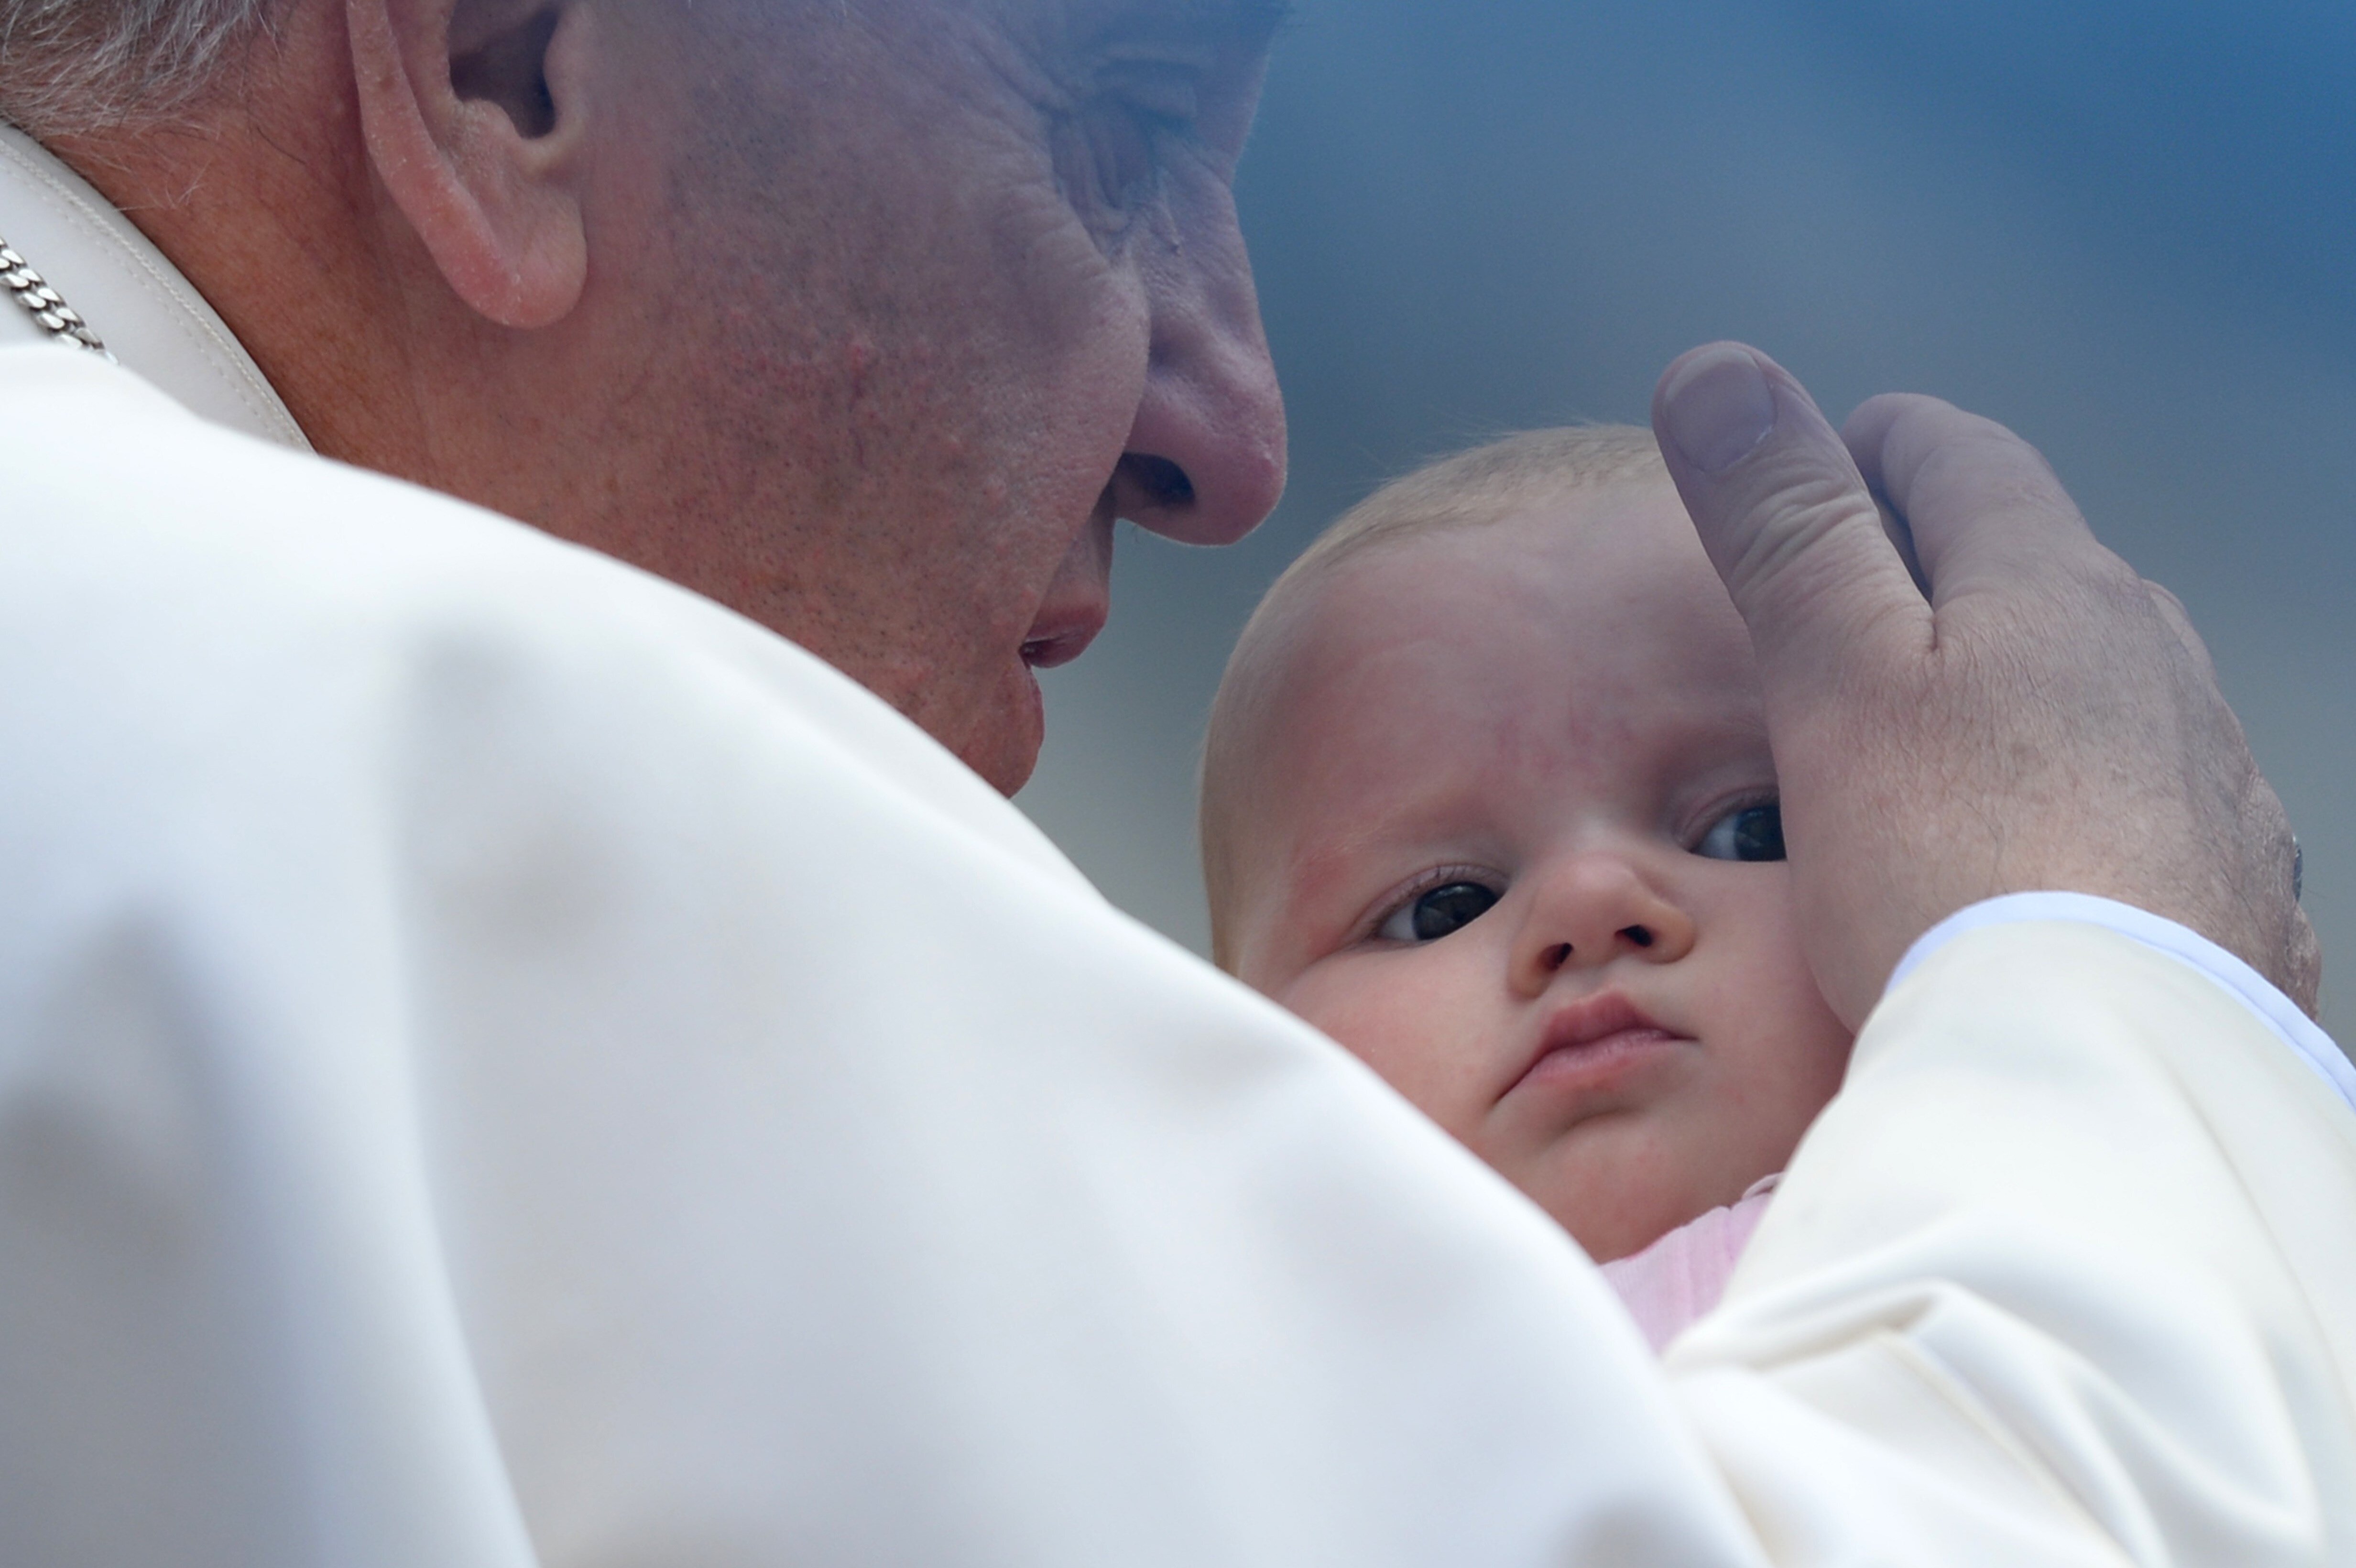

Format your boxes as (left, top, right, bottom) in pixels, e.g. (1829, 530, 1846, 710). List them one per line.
(1200, 424, 1668, 969)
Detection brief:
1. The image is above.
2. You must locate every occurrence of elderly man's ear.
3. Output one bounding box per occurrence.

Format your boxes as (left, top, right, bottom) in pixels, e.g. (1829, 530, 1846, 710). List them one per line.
(346, 0, 593, 329)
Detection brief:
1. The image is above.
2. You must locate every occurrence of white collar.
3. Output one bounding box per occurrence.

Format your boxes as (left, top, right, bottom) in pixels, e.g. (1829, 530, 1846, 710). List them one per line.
(0, 124, 308, 450)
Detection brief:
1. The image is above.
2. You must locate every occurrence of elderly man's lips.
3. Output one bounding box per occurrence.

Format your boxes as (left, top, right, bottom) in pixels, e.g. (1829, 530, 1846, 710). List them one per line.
(1019, 601, 1110, 670)
(1020, 629, 1095, 669)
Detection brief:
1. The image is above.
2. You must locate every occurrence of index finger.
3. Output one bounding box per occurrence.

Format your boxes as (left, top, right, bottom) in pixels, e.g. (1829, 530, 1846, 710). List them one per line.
(1844, 393, 2114, 609)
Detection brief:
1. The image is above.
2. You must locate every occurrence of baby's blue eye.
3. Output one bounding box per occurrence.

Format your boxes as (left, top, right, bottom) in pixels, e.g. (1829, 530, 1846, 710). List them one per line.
(1378, 881, 1502, 943)
(1695, 801, 1785, 862)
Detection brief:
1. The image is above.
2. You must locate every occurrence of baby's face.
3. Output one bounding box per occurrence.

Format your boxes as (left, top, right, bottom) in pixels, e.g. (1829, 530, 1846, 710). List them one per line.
(1225, 480, 1852, 1261)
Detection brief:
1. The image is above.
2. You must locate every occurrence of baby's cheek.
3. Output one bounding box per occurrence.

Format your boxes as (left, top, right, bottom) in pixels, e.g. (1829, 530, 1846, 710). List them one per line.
(1691, 872, 1854, 1138)
(1277, 962, 1489, 1139)
(1715, 970, 1853, 1159)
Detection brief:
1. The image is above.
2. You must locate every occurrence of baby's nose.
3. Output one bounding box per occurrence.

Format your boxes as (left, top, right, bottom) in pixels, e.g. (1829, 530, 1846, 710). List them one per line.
(1510, 857, 1695, 994)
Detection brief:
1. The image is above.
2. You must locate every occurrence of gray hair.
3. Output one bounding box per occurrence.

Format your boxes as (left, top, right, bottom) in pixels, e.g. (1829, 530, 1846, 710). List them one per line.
(0, 0, 276, 138)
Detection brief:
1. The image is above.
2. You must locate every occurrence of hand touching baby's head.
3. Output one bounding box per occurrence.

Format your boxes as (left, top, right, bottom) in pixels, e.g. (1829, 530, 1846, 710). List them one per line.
(1203, 427, 1852, 1262)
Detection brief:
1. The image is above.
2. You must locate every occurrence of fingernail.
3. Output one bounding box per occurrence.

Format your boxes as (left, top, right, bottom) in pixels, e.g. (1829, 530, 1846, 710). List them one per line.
(1660, 346, 1777, 474)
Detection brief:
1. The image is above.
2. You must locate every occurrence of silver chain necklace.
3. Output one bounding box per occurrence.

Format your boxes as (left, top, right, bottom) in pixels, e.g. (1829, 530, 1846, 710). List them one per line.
(0, 233, 109, 357)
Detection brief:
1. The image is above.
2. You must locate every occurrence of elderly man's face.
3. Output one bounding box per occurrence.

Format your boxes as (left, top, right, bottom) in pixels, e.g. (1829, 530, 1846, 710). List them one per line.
(563, 0, 1286, 792)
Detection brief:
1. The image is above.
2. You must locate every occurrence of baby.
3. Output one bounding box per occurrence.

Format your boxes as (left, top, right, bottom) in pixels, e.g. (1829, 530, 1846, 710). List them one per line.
(1201, 425, 1854, 1349)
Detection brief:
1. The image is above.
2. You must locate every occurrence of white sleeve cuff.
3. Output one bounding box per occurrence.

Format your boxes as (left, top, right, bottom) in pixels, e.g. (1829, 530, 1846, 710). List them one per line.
(1888, 892, 2356, 1115)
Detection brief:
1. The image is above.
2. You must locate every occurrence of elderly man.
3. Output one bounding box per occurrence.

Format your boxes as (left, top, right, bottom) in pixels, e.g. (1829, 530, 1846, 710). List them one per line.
(0, 1, 2350, 1565)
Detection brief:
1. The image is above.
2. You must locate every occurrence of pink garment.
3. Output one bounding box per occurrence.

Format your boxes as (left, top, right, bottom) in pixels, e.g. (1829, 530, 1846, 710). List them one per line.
(1598, 1175, 1779, 1352)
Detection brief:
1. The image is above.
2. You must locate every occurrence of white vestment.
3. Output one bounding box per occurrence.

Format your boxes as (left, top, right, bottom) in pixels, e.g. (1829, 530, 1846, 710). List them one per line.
(1, 131, 2353, 1568)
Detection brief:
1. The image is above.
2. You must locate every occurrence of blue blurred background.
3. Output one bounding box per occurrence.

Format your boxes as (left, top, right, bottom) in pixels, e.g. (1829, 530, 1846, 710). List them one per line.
(1018, 0, 2356, 1026)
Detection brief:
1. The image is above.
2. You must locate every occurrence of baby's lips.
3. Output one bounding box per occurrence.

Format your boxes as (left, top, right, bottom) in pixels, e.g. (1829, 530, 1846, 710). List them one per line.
(1538, 988, 1666, 1055)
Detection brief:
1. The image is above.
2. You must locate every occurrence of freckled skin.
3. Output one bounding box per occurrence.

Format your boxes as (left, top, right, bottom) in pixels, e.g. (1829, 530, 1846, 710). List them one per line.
(1227, 482, 1854, 1262)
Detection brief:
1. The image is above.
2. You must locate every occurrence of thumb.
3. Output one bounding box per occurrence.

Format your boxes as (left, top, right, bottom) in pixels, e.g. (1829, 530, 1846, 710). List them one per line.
(1651, 344, 1927, 682)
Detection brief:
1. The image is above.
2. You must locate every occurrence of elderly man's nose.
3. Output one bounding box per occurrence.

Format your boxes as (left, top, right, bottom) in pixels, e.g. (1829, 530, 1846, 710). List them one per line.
(1114, 223, 1287, 546)
(1115, 336, 1285, 545)
(1509, 858, 1696, 996)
